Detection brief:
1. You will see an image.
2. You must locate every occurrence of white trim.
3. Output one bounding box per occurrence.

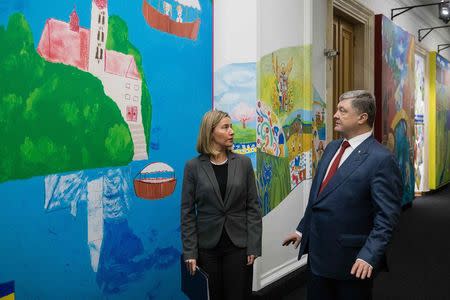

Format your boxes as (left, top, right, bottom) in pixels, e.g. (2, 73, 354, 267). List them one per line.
(254, 255, 308, 290)
(252, 179, 311, 291)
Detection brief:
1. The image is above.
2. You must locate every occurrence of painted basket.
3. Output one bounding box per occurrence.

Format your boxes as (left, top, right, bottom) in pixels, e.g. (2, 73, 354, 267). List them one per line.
(134, 162, 176, 200)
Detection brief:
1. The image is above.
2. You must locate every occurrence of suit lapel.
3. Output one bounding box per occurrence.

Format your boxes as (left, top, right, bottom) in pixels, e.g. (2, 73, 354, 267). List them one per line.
(199, 155, 224, 206)
(224, 151, 237, 208)
(314, 136, 374, 204)
(311, 140, 342, 200)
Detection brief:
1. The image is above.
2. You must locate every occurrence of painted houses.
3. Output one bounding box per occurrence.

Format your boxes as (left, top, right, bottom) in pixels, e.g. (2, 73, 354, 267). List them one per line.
(37, 0, 148, 160)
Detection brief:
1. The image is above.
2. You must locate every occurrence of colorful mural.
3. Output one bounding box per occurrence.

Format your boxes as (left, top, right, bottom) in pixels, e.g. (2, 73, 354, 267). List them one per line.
(256, 45, 322, 215)
(214, 63, 257, 166)
(414, 53, 426, 192)
(375, 15, 415, 206)
(429, 52, 450, 189)
(312, 88, 327, 176)
(213, 46, 326, 216)
(0, 2, 155, 183)
(0, 0, 212, 299)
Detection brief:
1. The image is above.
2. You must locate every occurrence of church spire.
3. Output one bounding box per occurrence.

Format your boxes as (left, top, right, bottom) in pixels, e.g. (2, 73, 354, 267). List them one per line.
(69, 6, 80, 32)
(93, 0, 107, 9)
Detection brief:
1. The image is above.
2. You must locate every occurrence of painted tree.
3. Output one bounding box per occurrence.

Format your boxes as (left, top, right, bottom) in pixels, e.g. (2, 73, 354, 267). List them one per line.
(231, 102, 255, 128)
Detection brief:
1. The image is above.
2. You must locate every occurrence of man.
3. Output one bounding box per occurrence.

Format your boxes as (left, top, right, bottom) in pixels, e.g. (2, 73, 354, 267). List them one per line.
(283, 90, 402, 300)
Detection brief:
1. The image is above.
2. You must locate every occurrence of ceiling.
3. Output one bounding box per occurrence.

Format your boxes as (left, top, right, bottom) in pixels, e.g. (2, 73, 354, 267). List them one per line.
(393, 0, 450, 49)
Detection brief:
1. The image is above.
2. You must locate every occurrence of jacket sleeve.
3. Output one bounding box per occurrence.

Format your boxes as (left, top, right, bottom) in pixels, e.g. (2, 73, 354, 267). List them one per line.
(246, 157, 262, 257)
(357, 154, 402, 268)
(296, 172, 319, 233)
(180, 160, 198, 260)
(296, 194, 312, 234)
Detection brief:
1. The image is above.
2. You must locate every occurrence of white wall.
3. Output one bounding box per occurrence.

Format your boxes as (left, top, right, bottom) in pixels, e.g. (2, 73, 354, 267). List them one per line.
(257, 0, 312, 58)
(214, 0, 257, 71)
(358, 0, 450, 60)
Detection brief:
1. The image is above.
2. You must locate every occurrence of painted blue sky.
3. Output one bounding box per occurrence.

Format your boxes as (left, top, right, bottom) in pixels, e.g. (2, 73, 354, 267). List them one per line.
(214, 62, 257, 128)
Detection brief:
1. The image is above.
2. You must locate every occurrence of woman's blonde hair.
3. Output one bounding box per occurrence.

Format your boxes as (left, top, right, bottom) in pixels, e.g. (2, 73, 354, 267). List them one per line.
(196, 110, 230, 156)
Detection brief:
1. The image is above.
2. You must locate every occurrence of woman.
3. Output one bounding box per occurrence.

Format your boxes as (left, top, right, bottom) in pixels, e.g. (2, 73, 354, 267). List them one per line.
(181, 110, 262, 300)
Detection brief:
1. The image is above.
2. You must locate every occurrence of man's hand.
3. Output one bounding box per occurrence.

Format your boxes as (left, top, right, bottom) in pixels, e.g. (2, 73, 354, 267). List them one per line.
(247, 255, 256, 265)
(282, 232, 302, 249)
(351, 259, 373, 279)
(185, 259, 197, 276)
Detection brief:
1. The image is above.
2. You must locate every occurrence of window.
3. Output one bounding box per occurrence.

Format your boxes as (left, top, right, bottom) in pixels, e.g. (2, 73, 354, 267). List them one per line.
(98, 14, 101, 23)
(102, 16, 105, 25)
(126, 83, 131, 89)
(101, 32, 104, 42)
(125, 94, 131, 100)
(134, 84, 139, 91)
(133, 96, 138, 102)
(97, 31, 100, 41)
(99, 48, 103, 59)
(95, 47, 99, 59)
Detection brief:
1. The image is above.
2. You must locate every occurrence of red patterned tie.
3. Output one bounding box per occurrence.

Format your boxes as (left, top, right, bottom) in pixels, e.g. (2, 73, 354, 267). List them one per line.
(319, 141, 351, 194)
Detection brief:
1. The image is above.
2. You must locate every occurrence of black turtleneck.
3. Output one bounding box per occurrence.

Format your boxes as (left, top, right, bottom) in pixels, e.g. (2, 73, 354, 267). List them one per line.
(211, 162, 228, 201)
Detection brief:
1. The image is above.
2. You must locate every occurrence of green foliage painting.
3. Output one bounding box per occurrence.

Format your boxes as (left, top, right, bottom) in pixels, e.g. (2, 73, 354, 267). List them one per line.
(0, 13, 135, 183)
(256, 150, 291, 214)
(232, 124, 256, 144)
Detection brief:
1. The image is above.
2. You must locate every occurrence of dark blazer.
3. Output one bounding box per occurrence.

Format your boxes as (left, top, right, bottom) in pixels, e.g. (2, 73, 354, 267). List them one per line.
(181, 151, 262, 260)
(297, 135, 402, 280)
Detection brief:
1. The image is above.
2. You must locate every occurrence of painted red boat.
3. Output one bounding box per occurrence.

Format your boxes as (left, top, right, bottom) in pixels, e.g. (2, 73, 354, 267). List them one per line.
(142, 0, 200, 40)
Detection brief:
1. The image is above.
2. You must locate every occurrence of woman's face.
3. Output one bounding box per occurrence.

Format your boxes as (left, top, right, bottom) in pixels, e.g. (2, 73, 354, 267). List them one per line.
(212, 117, 234, 150)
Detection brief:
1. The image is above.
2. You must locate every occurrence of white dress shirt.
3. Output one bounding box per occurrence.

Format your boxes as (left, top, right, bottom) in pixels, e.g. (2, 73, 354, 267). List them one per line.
(323, 131, 373, 179)
(296, 130, 374, 268)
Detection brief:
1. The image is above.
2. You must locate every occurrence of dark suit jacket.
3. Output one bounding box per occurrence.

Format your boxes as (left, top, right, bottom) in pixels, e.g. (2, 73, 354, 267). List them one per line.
(297, 135, 402, 280)
(181, 151, 262, 260)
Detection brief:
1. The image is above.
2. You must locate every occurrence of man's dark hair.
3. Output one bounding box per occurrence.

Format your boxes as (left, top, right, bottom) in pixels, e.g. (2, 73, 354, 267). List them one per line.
(339, 90, 376, 127)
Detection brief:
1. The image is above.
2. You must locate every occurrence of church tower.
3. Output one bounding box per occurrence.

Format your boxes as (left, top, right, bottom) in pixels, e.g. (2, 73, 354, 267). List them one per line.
(88, 0, 108, 76)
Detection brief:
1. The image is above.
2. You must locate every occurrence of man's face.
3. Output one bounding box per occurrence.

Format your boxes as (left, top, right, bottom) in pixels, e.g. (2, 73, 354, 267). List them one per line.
(333, 98, 363, 136)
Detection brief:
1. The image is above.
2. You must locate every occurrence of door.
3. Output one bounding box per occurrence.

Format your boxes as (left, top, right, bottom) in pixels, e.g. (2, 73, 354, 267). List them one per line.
(333, 15, 355, 139)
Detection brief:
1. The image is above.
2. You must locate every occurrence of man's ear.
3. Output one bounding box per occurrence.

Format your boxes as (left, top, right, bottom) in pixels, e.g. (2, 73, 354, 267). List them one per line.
(358, 113, 368, 124)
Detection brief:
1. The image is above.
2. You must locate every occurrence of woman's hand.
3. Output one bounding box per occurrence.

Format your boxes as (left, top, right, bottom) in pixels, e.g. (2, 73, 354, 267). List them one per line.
(185, 259, 197, 275)
(247, 255, 256, 265)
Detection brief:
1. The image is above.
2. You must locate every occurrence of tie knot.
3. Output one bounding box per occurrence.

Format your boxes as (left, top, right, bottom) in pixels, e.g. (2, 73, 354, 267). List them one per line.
(341, 141, 351, 150)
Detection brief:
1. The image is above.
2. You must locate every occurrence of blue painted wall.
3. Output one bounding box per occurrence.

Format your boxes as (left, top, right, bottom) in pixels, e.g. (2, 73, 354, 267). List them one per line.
(0, 0, 212, 299)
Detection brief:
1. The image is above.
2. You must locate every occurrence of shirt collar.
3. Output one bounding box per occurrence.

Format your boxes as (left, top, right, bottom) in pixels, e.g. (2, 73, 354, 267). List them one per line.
(344, 130, 373, 149)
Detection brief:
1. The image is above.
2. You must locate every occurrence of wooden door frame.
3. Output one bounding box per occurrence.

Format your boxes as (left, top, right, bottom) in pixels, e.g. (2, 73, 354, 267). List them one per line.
(326, 0, 374, 142)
